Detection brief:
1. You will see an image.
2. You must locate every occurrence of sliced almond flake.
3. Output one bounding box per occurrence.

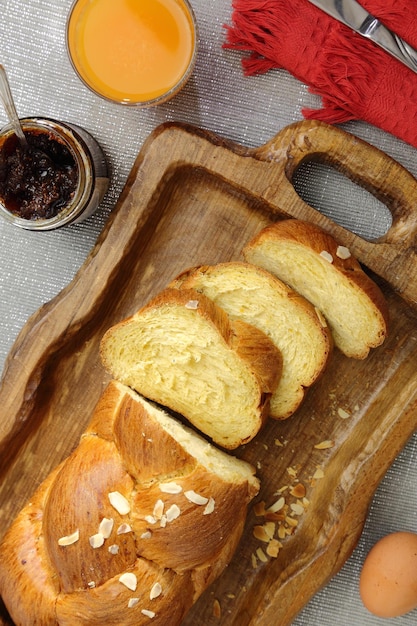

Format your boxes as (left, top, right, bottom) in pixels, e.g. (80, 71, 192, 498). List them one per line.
(290, 483, 306, 498)
(278, 524, 287, 539)
(119, 572, 137, 591)
(141, 609, 156, 618)
(58, 529, 79, 546)
(314, 440, 335, 450)
(159, 482, 182, 494)
(99, 517, 114, 539)
(87, 581, 96, 588)
(254, 501, 266, 517)
(213, 598, 222, 619)
(166, 504, 181, 522)
(184, 490, 209, 505)
(266, 539, 282, 558)
(160, 515, 167, 528)
(337, 407, 351, 419)
(203, 497, 215, 515)
(251, 552, 258, 568)
(253, 525, 271, 543)
(285, 516, 299, 528)
(185, 300, 199, 310)
(265, 510, 287, 523)
(312, 467, 325, 479)
(267, 497, 285, 513)
(141, 531, 152, 539)
(320, 250, 333, 263)
(145, 515, 157, 525)
(336, 245, 351, 259)
(303, 497, 310, 507)
(117, 523, 132, 535)
(108, 491, 130, 515)
(128, 598, 139, 608)
(277, 485, 289, 494)
(108, 544, 119, 555)
(256, 547, 268, 563)
(153, 499, 164, 519)
(290, 503, 304, 516)
(150, 582, 162, 600)
(264, 521, 276, 539)
(89, 533, 105, 549)
(286, 466, 298, 478)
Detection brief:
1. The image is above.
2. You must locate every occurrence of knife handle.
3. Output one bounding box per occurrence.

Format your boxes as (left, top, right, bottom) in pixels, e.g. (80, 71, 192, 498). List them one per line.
(251, 120, 417, 306)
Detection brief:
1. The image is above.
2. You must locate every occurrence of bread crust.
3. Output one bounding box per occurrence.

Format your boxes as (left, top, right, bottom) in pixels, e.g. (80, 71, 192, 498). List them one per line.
(171, 262, 332, 419)
(244, 220, 389, 359)
(100, 288, 282, 447)
(0, 381, 259, 625)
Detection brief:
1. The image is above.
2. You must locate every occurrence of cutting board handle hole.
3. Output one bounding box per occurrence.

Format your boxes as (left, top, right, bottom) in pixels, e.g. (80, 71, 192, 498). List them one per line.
(292, 161, 392, 241)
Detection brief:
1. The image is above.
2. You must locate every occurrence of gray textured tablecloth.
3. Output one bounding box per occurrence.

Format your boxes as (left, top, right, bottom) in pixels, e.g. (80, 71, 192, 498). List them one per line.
(0, 1, 417, 624)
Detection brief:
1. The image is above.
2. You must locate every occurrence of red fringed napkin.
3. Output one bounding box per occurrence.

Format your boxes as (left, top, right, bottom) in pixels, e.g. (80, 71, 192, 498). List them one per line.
(224, 0, 417, 149)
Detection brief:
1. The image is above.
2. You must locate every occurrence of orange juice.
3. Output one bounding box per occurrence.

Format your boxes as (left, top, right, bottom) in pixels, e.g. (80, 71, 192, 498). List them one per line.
(67, 0, 197, 105)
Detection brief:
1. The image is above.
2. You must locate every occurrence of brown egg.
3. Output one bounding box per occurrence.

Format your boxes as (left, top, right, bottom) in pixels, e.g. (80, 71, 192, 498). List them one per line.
(359, 531, 417, 618)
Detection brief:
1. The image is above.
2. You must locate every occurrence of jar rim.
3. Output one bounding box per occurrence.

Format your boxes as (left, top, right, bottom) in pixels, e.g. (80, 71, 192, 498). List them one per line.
(0, 117, 95, 231)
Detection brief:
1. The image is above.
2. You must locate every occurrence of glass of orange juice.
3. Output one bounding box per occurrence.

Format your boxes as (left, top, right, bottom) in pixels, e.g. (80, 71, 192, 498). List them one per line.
(66, 0, 198, 107)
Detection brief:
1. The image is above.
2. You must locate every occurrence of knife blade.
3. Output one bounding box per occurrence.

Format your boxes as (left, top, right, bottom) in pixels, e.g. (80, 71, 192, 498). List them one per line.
(308, 0, 417, 75)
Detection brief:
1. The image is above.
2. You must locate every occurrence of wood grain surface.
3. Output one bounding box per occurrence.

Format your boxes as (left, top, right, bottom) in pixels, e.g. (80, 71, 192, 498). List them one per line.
(1, 120, 417, 625)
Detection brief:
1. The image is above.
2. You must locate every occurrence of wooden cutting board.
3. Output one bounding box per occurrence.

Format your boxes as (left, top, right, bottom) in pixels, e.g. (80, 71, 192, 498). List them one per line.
(1, 120, 417, 625)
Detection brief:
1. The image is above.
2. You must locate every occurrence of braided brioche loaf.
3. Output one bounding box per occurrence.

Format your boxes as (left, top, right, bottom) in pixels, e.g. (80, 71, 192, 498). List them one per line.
(0, 381, 259, 625)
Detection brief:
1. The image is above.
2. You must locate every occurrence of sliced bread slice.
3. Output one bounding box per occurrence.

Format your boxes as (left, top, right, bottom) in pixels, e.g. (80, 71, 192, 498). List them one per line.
(170, 262, 332, 419)
(243, 219, 389, 359)
(100, 288, 282, 448)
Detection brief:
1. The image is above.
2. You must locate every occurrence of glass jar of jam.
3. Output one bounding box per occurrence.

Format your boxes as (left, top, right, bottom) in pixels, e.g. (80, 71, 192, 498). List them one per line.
(0, 117, 109, 230)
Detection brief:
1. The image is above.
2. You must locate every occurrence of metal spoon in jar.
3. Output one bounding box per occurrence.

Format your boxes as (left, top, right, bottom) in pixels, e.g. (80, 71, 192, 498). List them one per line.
(0, 64, 29, 148)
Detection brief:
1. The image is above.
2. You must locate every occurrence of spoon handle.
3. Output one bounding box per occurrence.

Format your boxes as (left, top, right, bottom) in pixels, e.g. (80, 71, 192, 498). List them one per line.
(0, 64, 28, 146)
